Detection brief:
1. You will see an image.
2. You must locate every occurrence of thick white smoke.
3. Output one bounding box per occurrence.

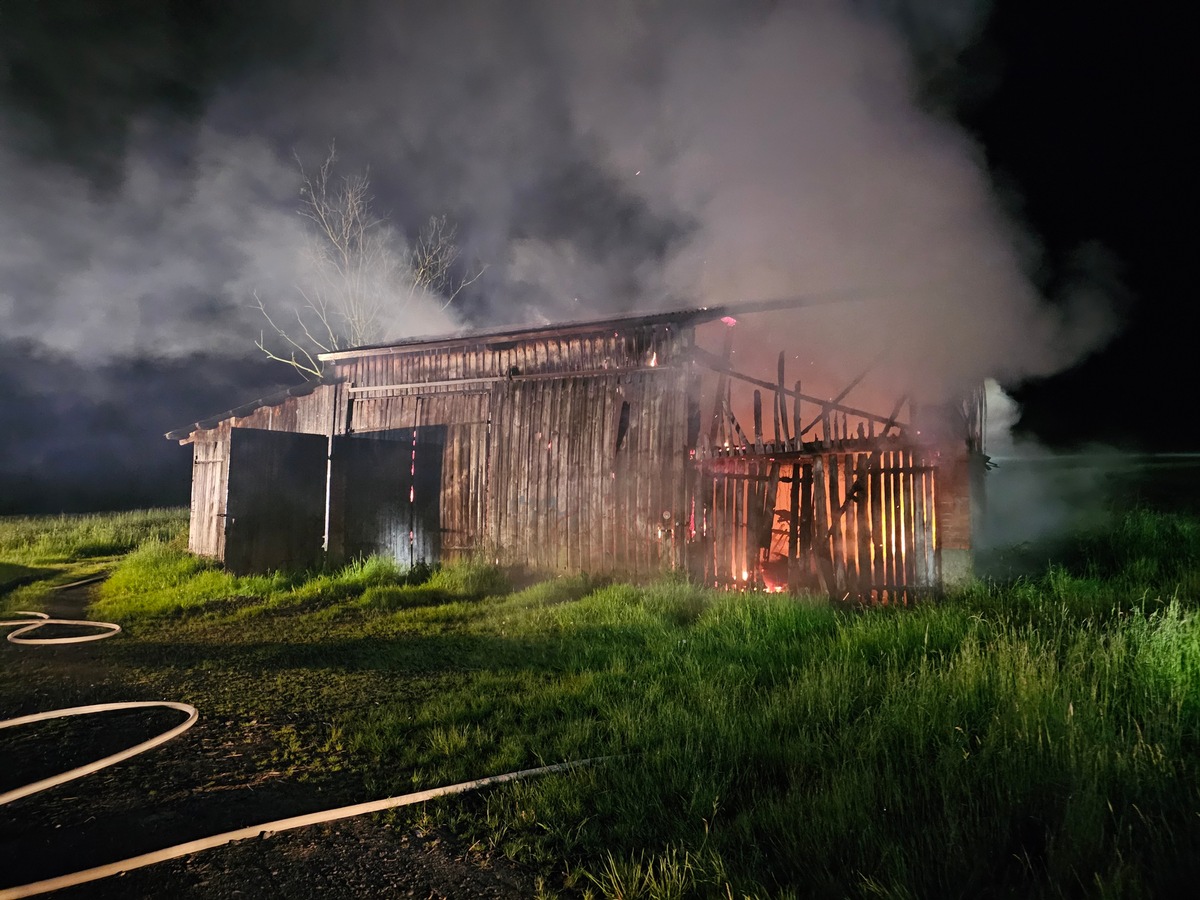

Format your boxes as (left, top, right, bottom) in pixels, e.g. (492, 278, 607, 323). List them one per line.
(1, 1, 1115, 404)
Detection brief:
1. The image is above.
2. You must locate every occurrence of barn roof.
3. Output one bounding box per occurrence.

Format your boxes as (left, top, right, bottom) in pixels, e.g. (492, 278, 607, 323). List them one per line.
(165, 294, 845, 441)
(315, 293, 841, 361)
(164, 378, 340, 441)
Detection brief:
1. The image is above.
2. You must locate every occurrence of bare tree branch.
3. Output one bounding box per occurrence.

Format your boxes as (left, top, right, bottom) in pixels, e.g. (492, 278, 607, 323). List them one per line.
(254, 145, 483, 379)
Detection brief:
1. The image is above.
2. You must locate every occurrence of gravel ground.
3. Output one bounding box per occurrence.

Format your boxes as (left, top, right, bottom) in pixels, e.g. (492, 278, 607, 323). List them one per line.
(1, 584, 540, 899)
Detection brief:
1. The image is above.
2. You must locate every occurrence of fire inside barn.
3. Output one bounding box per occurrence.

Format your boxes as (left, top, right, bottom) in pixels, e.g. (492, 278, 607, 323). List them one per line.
(167, 302, 985, 601)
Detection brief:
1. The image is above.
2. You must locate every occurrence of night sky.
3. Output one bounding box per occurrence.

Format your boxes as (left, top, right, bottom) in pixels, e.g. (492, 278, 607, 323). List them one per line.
(0, 1, 1189, 514)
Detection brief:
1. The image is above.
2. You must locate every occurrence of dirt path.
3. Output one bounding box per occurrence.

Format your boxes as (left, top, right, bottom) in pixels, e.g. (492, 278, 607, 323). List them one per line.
(1, 583, 538, 899)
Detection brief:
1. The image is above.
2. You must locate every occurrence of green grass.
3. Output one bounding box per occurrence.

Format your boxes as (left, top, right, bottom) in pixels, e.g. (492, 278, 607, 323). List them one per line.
(0, 508, 187, 610)
(6, 507, 1200, 897)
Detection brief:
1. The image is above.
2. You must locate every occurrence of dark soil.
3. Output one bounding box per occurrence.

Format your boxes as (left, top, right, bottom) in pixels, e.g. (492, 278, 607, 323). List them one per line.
(1, 584, 538, 899)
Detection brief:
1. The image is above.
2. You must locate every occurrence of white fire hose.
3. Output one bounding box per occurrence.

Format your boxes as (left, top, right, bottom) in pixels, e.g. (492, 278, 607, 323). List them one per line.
(1, 599, 597, 898)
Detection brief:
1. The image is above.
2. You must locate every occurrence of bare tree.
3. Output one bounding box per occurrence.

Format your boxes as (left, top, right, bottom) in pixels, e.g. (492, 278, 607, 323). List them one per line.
(255, 146, 482, 378)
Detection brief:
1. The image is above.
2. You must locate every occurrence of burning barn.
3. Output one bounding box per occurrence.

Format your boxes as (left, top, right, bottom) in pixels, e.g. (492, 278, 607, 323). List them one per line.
(167, 302, 985, 601)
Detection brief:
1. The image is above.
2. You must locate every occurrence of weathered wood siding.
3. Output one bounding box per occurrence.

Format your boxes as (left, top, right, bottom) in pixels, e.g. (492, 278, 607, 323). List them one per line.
(484, 369, 691, 576)
(328, 324, 695, 578)
(189, 437, 228, 559)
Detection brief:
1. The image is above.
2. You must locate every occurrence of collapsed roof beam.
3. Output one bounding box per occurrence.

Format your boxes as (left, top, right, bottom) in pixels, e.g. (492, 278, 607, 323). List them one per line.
(688, 346, 909, 432)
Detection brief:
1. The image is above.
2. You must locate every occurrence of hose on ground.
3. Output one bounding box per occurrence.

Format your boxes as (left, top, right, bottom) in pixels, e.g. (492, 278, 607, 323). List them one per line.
(1, 589, 597, 899)
(0, 758, 597, 899)
(2, 610, 120, 645)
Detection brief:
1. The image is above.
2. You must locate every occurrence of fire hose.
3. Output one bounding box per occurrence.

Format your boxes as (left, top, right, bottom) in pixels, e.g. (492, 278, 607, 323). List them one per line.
(1, 599, 596, 899)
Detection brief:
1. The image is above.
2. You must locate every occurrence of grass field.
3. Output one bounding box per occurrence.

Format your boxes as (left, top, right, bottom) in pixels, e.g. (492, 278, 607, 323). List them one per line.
(4, 507, 1200, 897)
(0, 508, 186, 605)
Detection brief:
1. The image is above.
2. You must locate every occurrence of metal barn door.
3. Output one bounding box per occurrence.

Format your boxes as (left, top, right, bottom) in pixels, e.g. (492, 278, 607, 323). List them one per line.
(223, 428, 328, 574)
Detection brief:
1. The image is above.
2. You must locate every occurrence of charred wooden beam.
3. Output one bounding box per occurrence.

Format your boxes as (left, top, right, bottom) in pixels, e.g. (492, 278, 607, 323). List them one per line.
(689, 346, 908, 432)
(777, 352, 791, 447)
(706, 327, 736, 448)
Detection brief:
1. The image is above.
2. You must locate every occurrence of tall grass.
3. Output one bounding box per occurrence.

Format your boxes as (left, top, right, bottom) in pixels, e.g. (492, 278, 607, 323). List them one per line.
(0, 508, 187, 606)
(0, 508, 186, 567)
(10, 507, 1200, 897)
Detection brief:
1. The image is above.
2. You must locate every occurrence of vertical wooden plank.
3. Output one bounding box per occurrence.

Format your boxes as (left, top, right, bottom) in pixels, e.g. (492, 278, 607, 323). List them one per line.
(550, 374, 567, 570)
(855, 453, 872, 597)
(873, 453, 892, 595)
(710, 468, 720, 588)
(527, 383, 544, 569)
(793, 381, 802, 451)
(522, 381, 539, 569)
(496, 384, 515, 562)
(812, 456, 832, 595)
(558, 374, 571, 571)
(903, 450, 917, 596)
(787, 462, 801, 592)
(912, 459, 929, 587)
(799, 462, 813, 583)
(884, 450, 897, 600)
(632, 380, 647, 577)
(828, 455, 845, 594)
(747, 462, 760, 585)
(578, 375, 594, 573)
(479, 391, 492, 554)
(840, 452, 857, 590)
(575, 375, 588, 572)
(753, 390, 765, 453)
(704, 469, 715, 585)
(891, 450, 905, 599)
(593, 376, 610, 573)
(776, 352, 789, 449)
(763, 460, 781, 585)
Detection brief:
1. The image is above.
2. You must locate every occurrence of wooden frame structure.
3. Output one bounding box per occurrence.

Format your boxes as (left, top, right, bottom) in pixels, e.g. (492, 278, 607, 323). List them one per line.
(169, 303, 984, 599)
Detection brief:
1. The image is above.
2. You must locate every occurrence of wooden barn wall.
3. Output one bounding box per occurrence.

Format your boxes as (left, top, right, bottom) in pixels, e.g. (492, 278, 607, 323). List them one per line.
(189, 437, 228, 560)
(343, 370, 690, 578)
(180, 325, 970, 594)
(697, 446, 939, 603)
(218, 383, 346, 437)
(335, 327, 694, 578)
(487, 370, 691, 577)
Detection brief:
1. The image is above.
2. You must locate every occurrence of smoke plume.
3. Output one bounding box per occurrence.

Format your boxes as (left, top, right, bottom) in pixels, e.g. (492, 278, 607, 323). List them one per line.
(0, 1, 1122, 509)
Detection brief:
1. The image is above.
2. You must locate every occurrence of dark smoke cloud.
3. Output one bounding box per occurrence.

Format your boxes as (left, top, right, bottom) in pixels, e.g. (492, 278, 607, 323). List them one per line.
(0, 0, 1120, 510)
(0, 338, 289, 514)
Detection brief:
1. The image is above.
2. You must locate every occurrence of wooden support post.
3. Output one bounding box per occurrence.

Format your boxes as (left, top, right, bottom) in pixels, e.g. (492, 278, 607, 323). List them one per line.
(793, 381, 802, 450)
(871, 449, 886, 597)
(800, 462, 814, 579)
(813, 457, 834, 595)
(855, 453, 872, 596)
(753, 390, 765, 454)
(776, 352, 788, 448)
(788, 462, 801, 591)
(706, 327, 735, 450)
